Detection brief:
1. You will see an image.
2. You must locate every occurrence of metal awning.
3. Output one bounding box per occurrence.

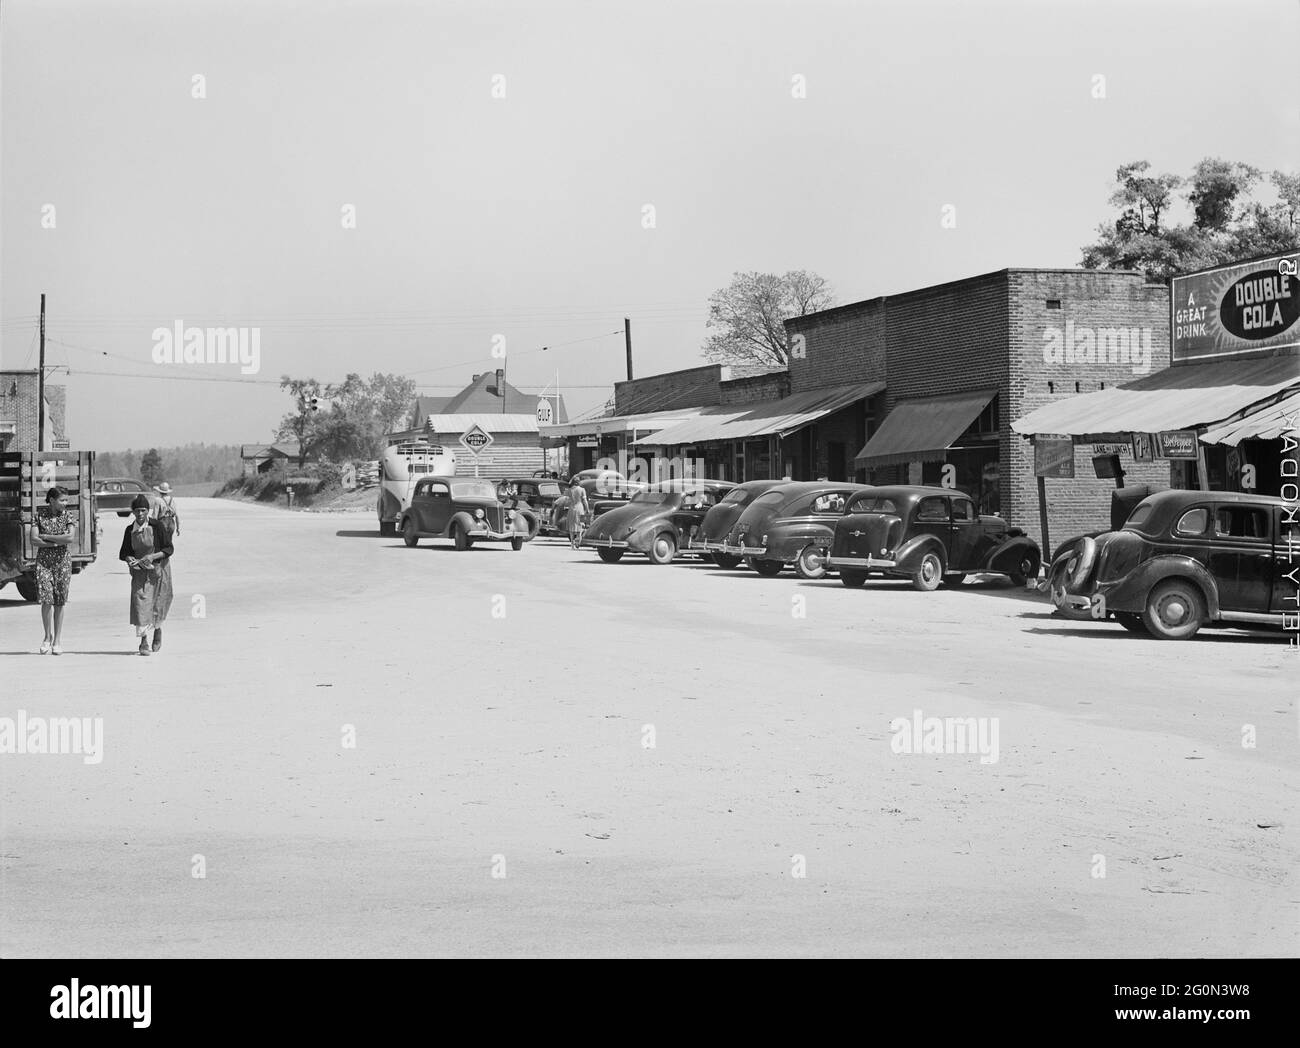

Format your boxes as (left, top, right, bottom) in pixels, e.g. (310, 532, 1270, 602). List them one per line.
(541, 407, 711, 440)
(1011, 355, 1300, 440)
(853, 389, 998, 467)
(1199, 389, 1300, 446)
(631, 382, 883, 446)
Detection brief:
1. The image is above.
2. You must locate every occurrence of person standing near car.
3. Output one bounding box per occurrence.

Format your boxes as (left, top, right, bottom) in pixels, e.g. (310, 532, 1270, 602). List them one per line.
(30, 485, 77, 655)
(566, 479, 590, 550)
(152, 481, 181, 542)
(120, 494, 175, 655)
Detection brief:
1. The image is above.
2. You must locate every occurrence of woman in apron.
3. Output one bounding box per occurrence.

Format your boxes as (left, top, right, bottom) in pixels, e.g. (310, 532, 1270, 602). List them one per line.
(119, 494, 175, 655)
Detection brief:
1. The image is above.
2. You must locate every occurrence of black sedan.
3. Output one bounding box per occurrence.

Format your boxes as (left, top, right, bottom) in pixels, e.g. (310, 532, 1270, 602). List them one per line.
(697, 479, 787, 569)
(825, 486, 1041, 591)
(581, 479, 735, 564)
(717, 481, 870, 579)
(399, 477, 532, 550)
(94, 477, 153, 517)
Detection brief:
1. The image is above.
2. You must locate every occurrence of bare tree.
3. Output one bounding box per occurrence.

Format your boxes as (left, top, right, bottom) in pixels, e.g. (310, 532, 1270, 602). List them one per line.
(702, 271, 835, 366)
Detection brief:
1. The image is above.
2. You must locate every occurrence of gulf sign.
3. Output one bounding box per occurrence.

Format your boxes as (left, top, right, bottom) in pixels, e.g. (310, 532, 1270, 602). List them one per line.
(1172, 253, 1300, 363)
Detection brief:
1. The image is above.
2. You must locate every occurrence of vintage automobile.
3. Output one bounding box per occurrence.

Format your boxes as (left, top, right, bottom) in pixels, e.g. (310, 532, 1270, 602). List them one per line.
(825, 486, 1041, 591)
(581, 479, 736, 564)
(1047, 490, 1294, 640)
(698, 479, 787, 569)
(495, 476, 562, 537)
(548, 471, 643, 533)
(398, 476, 533, 551)
(93, 477, 153, 517)
(718, 481, 870, 579)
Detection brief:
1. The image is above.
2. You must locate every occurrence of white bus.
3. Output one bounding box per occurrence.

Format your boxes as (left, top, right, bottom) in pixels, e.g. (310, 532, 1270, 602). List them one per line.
(377, 440, 457, 535)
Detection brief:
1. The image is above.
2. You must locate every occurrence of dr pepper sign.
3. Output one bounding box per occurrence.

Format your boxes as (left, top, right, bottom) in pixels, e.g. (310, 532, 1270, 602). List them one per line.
(1172, 253, 1300, 363)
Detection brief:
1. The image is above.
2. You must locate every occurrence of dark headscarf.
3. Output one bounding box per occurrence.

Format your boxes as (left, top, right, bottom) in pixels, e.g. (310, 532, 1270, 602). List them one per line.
(130, 494, 152, 510)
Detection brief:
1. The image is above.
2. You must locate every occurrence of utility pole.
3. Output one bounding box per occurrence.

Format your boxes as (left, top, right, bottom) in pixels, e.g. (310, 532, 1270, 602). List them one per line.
(37, 293, 46, 452)
(624, 317, 633, 380)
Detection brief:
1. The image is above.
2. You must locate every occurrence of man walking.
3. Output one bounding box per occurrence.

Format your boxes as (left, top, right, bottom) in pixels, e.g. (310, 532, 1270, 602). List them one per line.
(152, 482, 181, 542)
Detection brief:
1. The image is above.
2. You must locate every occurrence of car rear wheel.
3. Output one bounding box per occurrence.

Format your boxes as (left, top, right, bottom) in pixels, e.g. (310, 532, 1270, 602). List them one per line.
(840, 570, 867, 588)
(752, 558, 784, 576)
(1142, 579, 1205, 640)
(912, 551, 943, 592)
(379, 519, 396, 536)
(648, 533, 676, 565)
(1008, 551, 1040, 587)
(1115, 612, 1148, 635)
(794, 545, 827, 580)
(598, 548, 625, 563)
(402, 519, 419, 547)
(941, 573, 967, 588)
(712, 553, 741, 570)
(453, 523, 471, 551)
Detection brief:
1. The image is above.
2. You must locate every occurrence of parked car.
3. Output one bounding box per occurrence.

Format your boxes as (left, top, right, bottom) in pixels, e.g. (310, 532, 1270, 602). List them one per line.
(496, 477, 563, 537)
(826, 486, 1041, 591)
(548, 471, 643, 533)
(698, 480, 787, 569)
(1047, 489, 1293, 640)
(94, 477, 152, 517)
(399, 477, 533, 551)
(718, 481, 870, 579)
(581, 479, 736, 564)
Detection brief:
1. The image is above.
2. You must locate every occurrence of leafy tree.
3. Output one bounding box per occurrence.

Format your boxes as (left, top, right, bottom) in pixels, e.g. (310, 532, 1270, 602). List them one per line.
(139, 448, 164, 486)
(702, 270, 835, 366)
(276, 376, 325, 467)
(1082, 158, 1299, 281)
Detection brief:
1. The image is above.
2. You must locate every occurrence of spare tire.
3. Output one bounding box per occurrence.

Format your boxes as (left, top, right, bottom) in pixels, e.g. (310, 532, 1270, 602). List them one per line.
(1067, 536, 1097, 591)
(515, 508, 540, 541)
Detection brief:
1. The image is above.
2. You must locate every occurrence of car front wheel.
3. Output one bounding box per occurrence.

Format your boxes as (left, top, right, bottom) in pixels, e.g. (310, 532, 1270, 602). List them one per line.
(402, 519, 419, 547)
(752, 559, 783, 577)
(912, 551, 943, 592)
(598, 548, 624, 563)
(379, 519, 396, 536)
(511, 535, 524, 551)
(1142, 579, 1205, 640)
(647, 533, 676, 565)
(840, 570, 867, 588)
(794, 545, 827, 580)
(453, 524, 471, 551)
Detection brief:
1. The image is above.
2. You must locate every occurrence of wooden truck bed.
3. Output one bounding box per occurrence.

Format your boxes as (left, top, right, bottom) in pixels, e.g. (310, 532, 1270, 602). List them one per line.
(0, 451, 98, 584)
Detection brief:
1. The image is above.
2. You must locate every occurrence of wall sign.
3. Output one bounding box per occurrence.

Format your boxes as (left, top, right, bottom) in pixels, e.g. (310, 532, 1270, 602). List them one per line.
(1131, 432, 1155, 462)
(1034, 435, 1075, 478)
(1171, 254, 1300, 363)
(1156, 430, 1199, 459)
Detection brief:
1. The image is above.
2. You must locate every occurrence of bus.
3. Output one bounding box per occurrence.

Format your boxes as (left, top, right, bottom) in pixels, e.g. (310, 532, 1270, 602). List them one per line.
(376, 440, 457, 535)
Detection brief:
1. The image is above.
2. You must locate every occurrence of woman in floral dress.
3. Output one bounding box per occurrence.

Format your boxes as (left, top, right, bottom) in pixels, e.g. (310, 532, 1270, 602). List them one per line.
(30, 485, 78, 655)
(119, 494, 175, 655)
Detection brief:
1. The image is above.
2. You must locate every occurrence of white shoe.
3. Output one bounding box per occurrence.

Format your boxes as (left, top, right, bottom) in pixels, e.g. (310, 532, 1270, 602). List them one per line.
(51, 644, 63, 656)
(39, 639, 52, 654)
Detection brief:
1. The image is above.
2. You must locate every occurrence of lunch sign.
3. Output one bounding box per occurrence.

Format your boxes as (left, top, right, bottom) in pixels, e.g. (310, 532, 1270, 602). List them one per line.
(1171, 253, 1300, 363)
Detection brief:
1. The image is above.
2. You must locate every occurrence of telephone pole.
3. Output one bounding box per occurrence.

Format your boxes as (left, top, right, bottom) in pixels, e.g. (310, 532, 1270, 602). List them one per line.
(37, 293, 46, 452)
(624, 317, 633, 380)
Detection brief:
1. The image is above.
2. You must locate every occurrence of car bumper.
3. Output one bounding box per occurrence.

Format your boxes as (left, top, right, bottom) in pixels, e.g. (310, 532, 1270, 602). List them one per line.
(826, 555, 897, 571)
(581, 536, 628, 550)
(717, 543, 767, 557)
(469, 528, 520, 541)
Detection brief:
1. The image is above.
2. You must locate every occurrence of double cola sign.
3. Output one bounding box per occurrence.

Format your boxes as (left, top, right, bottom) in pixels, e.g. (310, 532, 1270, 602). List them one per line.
(1220, 269, 1299, 340)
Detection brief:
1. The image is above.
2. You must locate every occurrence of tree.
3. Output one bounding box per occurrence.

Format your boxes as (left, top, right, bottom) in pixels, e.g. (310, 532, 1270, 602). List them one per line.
(139, 448, 164, 486)
(702, 271, 835, 366)
(1081, 158, 1299, 281)
(276, 376, 325, 467)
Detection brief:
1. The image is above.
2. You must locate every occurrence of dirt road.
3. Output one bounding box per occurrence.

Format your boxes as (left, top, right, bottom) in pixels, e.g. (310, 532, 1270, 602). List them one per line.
(2, 497, 1295, 956)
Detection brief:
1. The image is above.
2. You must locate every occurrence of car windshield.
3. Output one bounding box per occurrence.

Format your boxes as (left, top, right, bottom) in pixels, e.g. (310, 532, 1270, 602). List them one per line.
(536, 483, 560, 496)
(450, 480, 499, 499)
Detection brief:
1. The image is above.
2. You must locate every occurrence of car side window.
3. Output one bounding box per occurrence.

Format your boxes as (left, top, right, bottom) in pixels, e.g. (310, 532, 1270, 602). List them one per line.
(917, 497, 948, 522)
(1214, 506, 1268, 540)
(428, 483, 449, 498)
(811, 494, 843, 513)
(951, 498, 975, 522)
(1174, 507, 1209, 536)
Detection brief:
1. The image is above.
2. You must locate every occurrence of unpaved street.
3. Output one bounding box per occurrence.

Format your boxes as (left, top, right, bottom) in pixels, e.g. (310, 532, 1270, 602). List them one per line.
(2, 497, 1296, 957)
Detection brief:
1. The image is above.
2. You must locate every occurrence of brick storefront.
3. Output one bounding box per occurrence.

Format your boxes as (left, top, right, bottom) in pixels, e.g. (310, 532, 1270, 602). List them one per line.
(0, 371, 66, 451)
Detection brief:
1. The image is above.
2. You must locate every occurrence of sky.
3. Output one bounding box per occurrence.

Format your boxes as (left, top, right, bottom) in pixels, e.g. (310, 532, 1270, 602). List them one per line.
(2, 0, 1298, 451)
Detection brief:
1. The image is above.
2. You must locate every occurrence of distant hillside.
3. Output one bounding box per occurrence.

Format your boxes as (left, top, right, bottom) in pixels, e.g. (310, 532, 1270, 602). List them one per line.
(95, 443, 242, 484)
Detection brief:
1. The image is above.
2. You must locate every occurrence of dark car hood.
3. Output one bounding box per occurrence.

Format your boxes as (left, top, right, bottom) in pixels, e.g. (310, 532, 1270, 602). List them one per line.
(585, 497, 678, 538)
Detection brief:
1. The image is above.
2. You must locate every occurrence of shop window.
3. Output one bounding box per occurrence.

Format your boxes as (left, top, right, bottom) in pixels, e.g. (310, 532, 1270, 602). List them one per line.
(1046, 299, 1062, 310)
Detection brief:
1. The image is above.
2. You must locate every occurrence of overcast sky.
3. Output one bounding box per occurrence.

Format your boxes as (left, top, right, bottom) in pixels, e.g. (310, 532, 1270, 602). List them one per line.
(2, 0, 1297, 450)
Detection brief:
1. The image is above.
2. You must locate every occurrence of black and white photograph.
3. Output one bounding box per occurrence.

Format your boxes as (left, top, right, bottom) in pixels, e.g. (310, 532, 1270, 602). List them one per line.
(1, 0, 1297, 1023)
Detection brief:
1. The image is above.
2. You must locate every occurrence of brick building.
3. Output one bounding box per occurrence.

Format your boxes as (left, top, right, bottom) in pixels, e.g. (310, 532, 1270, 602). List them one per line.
(0, 371, 66, 450)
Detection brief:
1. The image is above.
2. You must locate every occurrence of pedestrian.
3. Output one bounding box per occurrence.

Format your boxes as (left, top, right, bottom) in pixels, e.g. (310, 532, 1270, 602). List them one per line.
(152, 481, 181, 542)
(30, 485, 77, 655)
(120, 494, 174, 656)
(566, 478, 590, 550)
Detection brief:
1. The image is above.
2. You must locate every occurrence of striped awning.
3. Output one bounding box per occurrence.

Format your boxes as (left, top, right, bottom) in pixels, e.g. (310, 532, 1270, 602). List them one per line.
(1199, 390, 1300, 446)
(854, 389, 998, 467)
(1012, 355, 1300, 440)
(631, 382, 883, 445)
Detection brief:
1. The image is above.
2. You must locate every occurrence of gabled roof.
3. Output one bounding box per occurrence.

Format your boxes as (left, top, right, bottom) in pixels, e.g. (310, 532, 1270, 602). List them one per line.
(242, 441, 302, 459)
(413, 376, 567, 425)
